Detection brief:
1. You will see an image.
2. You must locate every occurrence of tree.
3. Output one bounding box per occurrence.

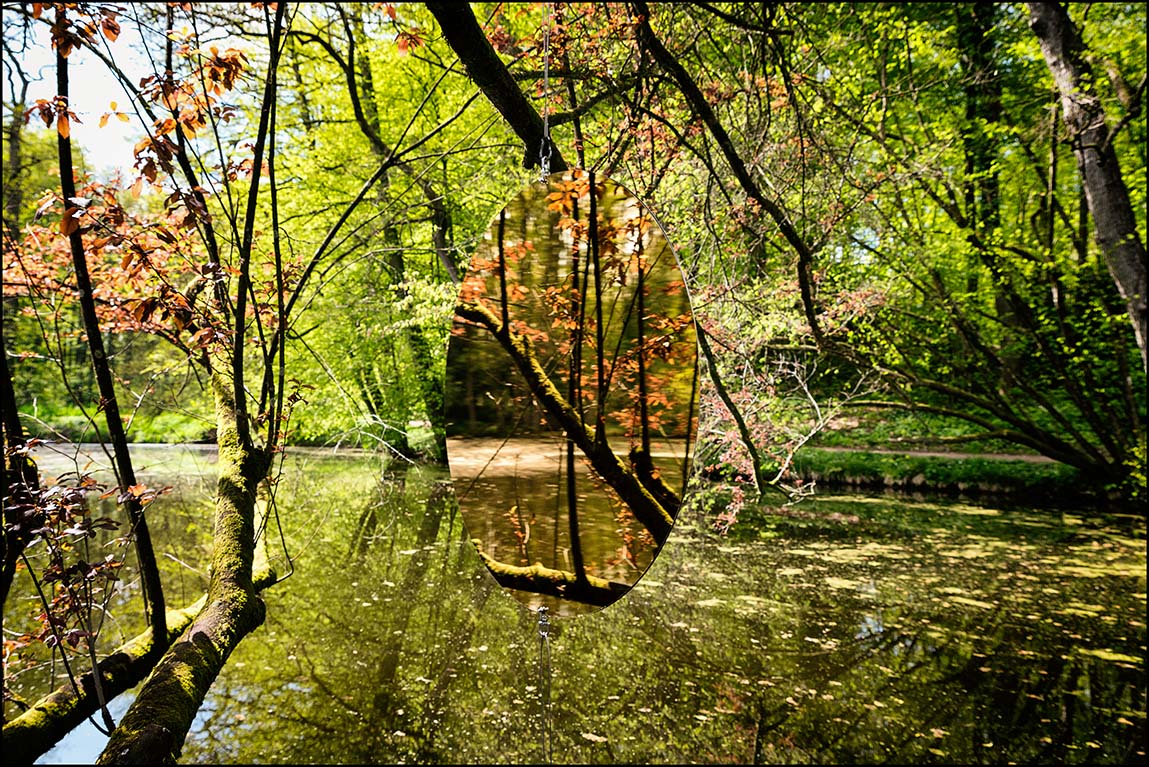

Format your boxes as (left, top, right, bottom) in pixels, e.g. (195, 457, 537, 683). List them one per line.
(4, 2, 531, 759)
(1027, 1, 1146, 372)
(3, 2, 1144, 762)
(440, 2, 1139, 500)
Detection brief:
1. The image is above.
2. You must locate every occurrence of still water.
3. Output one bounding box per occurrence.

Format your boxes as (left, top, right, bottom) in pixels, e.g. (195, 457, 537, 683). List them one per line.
(10, 444, 1147, 764)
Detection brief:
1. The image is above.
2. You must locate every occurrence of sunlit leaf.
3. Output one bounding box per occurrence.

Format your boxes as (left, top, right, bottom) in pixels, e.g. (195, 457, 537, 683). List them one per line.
(59, 207, 80, 235)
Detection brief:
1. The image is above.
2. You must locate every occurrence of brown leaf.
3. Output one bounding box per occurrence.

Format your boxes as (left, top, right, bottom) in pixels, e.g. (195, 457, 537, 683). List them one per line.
(189, 327, 214, 348)
(60, 207, 80, 236)
(101, 16, 120, 42)
(57, 113, 70, 139)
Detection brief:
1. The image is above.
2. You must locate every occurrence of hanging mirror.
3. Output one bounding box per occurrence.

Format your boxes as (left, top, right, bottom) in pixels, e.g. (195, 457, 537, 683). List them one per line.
(445, 170, 698, 615)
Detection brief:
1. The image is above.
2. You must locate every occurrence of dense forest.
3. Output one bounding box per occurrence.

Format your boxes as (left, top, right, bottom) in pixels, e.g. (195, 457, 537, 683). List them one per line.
(2, 2, 1145, 764)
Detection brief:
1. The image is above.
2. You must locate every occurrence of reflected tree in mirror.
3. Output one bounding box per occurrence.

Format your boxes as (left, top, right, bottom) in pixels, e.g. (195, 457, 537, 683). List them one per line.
(445, 171, 698, 614)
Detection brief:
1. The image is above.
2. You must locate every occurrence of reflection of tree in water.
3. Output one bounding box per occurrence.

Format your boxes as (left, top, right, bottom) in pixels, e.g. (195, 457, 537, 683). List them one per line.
(171, 466, 1142, 764)
(446, 170, 697, 611)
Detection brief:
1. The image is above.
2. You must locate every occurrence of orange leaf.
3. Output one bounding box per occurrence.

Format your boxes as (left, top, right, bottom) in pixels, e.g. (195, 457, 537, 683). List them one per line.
(57, 113, 70, 139)
(189, 328, 214, 348)
(99, 113, 110, 128)
(60, 207, 80, 236)
(101, 16, 120, 42)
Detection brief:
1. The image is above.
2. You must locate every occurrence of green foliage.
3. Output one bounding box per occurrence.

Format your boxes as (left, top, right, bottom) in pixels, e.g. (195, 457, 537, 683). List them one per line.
(1, 124, 88, 226)
(618, 2, 1147, 496)
(812, 408, 1036, 454)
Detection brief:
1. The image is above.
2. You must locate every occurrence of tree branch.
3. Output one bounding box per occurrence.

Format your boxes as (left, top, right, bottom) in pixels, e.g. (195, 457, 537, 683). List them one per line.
(631, 0, 824, 346)
(425, 2, 569, 172)
(95, 376, 272, 765)
(456, 300, 676, 541)
(473, 544, 630, 608)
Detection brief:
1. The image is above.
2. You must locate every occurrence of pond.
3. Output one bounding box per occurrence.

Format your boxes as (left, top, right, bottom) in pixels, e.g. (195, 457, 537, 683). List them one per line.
(8, 444, 1146, 764)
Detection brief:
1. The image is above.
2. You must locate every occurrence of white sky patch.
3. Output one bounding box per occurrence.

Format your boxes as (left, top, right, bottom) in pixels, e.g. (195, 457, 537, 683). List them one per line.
(17, 20, 151, 181)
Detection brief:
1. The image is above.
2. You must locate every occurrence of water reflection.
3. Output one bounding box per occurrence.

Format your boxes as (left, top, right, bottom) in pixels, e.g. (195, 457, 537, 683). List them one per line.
(10, 448, 1145, 764)
(445, 171, 697, 613)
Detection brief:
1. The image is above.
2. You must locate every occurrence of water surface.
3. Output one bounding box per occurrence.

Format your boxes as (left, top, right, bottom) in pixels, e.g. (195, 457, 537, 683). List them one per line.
(9, 444, 1145, 764)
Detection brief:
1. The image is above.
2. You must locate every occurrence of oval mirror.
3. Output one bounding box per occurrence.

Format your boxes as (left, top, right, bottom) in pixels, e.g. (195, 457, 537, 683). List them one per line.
(445, 171, 697, 615)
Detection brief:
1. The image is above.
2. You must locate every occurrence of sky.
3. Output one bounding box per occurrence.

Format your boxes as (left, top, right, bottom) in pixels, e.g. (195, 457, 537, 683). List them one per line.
(12, 17, 155, 180)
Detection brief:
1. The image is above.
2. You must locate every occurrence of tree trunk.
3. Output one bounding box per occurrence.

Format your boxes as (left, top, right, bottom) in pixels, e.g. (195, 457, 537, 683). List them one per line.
(473, 544, 631, 607)
(425, 1, 569, 172)
(1027, 2, 1148, 371)
(3, 103, 25, 236)
(2, 598, 205, 764)
(0, 351, 38, 613)
(54, 36, 166, 642)
(95, 376, 272, 765)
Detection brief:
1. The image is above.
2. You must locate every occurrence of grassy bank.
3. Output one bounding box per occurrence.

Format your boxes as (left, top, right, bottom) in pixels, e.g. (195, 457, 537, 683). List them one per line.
(789, 447, 1088, 502)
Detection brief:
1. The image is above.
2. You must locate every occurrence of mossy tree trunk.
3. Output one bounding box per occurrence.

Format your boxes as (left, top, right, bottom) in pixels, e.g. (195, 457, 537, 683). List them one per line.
(473, 545, 631, 607)
(2, 598, 206, 764)
(95, 377, 272, 765)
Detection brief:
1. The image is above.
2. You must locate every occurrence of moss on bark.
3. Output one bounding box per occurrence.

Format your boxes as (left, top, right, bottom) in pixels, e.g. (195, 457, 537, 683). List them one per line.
(474, 542, 631, 607)
(2, 598, 205, 765)
(95, 375, 271, 765)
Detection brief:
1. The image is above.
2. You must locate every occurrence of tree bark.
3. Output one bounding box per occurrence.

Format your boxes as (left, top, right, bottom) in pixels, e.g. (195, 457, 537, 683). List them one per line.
(1027, 2, 1147, 371)
(95, 376, 272, 765)
(54, 35, 166, 642)
(3, 100, 25, 236)
(425, 1, 569, 172)
(0, 350, 38, 613)
(2, 597, 205, 764)
(473, 544, 630, 607)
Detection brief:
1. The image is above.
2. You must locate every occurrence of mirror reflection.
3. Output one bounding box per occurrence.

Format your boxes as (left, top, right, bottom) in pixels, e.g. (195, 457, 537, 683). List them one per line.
(445, 171, 697, 614)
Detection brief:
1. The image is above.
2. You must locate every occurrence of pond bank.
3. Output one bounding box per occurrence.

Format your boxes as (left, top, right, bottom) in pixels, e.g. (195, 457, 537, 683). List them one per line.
(788, 447, 1095, 504)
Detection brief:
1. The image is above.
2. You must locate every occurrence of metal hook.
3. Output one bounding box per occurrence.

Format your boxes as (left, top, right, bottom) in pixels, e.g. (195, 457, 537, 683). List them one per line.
(536, 604, 550, 638)
(538, 2, 553, 182)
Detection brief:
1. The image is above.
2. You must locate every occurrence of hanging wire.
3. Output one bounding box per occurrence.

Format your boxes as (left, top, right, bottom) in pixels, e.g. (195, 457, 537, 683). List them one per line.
(536, 605, 553, 763)
(538, 1, 553, 181)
